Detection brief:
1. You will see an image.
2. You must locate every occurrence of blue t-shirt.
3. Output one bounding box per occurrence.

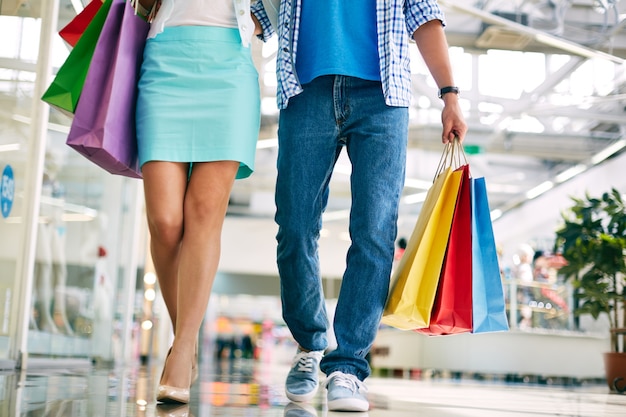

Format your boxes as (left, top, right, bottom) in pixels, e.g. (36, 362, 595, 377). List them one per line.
(296, 0, 380, 85)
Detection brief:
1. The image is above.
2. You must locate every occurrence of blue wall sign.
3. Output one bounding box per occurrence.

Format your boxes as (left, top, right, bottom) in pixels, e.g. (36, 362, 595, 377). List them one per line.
(1, 165, 15, 218)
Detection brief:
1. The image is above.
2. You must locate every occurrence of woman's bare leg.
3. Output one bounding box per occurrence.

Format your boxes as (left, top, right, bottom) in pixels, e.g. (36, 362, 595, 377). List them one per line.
(142, 162, 189, 330)
(158, 160, 239, 389)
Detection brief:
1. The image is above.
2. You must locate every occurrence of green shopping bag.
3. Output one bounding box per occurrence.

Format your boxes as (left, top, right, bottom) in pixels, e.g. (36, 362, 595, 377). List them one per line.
(42, 0, 113, 116)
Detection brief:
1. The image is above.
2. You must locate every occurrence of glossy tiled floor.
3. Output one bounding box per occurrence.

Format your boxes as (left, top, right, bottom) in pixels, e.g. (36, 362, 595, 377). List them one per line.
(2, 355, 626, 417)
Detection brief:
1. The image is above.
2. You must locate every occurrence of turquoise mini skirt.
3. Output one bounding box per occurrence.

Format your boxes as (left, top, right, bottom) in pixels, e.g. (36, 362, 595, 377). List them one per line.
(136, 26, 260, 179)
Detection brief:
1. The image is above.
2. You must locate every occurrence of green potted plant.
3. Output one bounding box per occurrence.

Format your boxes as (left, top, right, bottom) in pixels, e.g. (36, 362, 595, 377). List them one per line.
(554, 188, 626, 392)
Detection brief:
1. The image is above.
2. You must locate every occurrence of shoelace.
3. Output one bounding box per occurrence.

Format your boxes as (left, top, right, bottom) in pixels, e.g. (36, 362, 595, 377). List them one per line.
(325, 371, 367, 393)
(292, 351, 321, 372)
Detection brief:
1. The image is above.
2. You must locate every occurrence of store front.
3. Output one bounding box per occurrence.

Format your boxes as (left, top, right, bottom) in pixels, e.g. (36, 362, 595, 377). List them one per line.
(0, 7, 145, 368)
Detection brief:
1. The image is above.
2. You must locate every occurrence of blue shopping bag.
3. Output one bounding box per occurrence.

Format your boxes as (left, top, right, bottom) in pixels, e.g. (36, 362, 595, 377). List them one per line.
(471, 177, 509, 333)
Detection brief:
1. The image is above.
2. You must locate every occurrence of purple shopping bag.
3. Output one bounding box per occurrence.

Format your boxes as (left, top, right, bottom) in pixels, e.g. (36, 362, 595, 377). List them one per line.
(66, 0, 149, 179)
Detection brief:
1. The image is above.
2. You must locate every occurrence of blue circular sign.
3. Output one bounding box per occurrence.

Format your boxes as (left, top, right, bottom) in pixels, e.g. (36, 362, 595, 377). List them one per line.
(1, 165, 15, 218)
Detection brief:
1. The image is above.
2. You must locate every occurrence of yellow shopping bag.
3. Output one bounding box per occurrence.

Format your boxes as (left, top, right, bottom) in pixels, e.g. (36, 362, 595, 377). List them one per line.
(382, 146, 464, 330)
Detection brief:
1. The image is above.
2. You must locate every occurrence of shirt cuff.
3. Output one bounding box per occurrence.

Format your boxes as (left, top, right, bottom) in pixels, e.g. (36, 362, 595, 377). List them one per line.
(251, 1, 276, 41)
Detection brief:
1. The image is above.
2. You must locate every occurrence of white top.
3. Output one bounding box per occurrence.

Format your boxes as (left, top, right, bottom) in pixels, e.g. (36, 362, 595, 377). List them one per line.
(148, 0, 254, 47)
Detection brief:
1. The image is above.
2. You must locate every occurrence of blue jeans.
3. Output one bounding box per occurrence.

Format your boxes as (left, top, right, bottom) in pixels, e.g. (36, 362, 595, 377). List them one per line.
(275, 75, 408, 380)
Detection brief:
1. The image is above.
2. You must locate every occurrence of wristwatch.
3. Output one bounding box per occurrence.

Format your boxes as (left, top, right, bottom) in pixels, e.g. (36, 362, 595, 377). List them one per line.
(438, 86, 460, 99)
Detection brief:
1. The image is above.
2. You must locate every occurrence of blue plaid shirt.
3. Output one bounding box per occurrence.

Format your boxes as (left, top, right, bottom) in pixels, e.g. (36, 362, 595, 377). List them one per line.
(252, 0, 446, 109)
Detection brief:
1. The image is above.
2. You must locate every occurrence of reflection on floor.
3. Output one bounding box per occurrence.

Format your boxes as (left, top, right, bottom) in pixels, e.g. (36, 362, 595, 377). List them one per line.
(2, 356, 626, 416)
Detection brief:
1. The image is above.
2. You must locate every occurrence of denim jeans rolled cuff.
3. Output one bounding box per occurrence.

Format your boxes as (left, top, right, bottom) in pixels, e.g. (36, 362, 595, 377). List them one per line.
(276, 75, 409, 381)
(321, 356, 370, 382)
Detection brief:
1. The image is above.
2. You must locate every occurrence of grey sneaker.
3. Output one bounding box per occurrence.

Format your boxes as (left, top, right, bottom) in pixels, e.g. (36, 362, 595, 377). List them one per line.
(285, 349, 324, 402)
(325, 371, 369, 412)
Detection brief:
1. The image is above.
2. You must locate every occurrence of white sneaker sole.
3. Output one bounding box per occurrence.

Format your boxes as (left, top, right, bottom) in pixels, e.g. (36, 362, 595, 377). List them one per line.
(286, 384, 319, 402)
(327, 397, 369, 412)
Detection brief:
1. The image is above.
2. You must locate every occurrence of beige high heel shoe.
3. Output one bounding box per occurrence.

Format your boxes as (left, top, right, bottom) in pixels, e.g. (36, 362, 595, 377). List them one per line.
(156, 384, 190, 405)
(157, 348, 192, 404)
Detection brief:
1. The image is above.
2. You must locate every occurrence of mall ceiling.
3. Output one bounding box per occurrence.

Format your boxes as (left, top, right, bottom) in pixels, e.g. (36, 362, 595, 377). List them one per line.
(231, 0, 626, 226)
(1, 0, 625, 240)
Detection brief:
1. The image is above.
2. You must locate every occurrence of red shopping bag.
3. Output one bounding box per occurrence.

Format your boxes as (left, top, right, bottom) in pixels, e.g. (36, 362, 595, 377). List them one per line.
(416, 164, 473, 335)
(59, 0, 104, 47)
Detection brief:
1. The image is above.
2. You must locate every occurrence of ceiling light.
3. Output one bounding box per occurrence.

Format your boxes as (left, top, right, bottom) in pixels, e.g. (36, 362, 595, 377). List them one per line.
(490, 209, 503, 221)
(590, 139, 626, 165)
(554, 164, 587, 183)
(0, 144, 20, 152)
(525, 181, 554, 200)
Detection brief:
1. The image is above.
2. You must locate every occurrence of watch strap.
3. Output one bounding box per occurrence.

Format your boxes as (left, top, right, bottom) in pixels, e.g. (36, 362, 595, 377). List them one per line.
(438, 86, 460, 99)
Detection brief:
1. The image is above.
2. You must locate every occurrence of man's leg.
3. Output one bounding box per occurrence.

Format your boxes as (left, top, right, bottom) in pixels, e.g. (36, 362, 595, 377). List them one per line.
(321, 76, 408, 411)
(275, 76, 342, 402)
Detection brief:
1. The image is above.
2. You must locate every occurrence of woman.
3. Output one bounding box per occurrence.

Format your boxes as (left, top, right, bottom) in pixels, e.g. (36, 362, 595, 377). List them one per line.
(134, 0, 261, 404)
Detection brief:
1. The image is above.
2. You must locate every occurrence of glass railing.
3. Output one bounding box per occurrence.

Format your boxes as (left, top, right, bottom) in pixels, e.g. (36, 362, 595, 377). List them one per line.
(504, 278, 574, 331)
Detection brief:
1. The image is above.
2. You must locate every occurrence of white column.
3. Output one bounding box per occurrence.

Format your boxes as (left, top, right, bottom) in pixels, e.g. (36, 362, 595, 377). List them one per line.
(10, 0, 60, 367)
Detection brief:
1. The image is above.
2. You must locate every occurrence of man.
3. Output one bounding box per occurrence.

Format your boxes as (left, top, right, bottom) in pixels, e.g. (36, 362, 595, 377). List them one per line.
(252, 0, 467, 412)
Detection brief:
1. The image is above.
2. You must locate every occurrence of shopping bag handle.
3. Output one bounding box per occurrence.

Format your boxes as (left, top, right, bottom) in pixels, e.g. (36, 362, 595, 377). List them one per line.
(130, 0, 159, 21)
(433, 137, 468, 182)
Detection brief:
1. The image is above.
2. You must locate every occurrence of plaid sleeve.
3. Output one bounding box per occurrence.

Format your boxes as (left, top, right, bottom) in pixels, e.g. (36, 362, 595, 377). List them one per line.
(404, 0, 446, 37)
(251, 0, 275, 41)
